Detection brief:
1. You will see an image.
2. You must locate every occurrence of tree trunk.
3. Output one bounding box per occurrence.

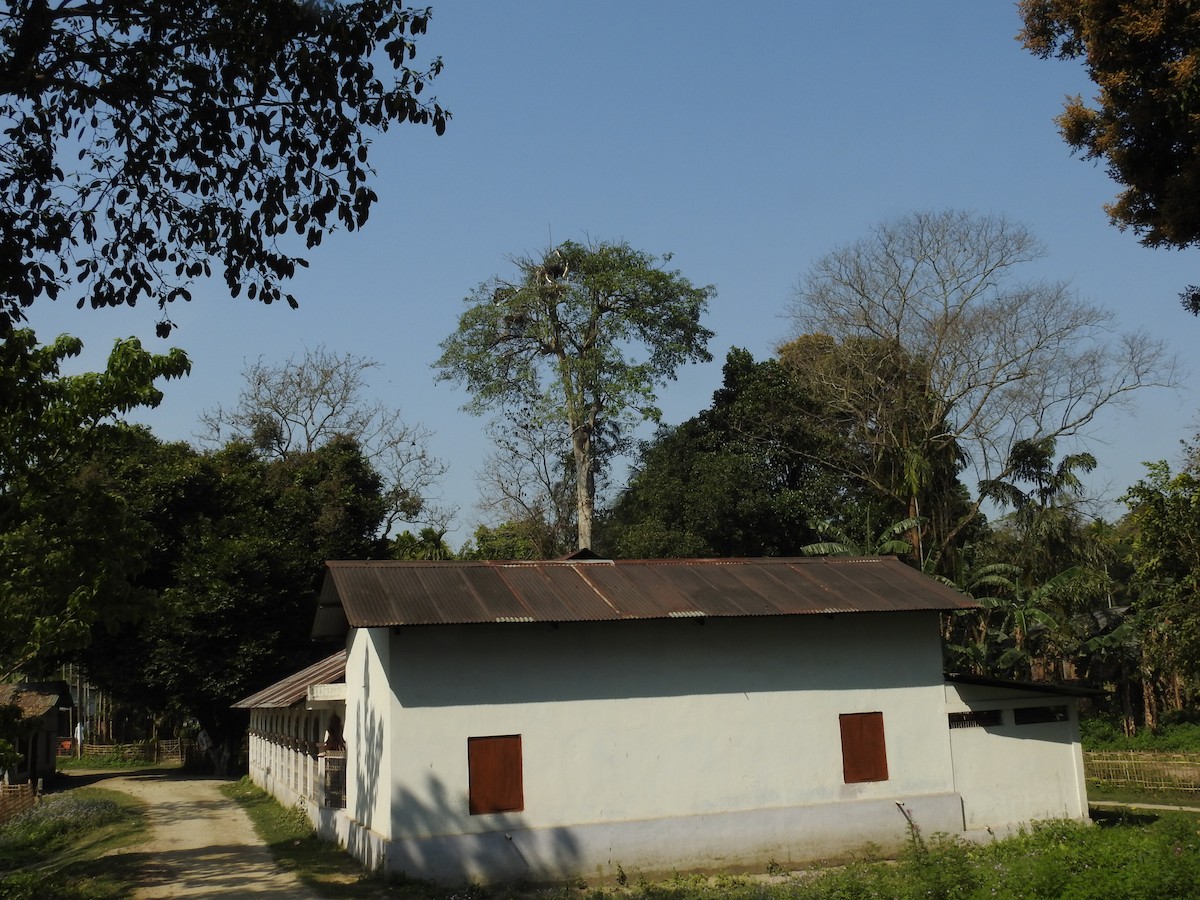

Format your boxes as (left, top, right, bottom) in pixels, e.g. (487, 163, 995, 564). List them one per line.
(571, 426, 594, 551)
(906, 493, 923, 566)
(1142, 677, 1158, 732)
(1121, 671, 1135, 736)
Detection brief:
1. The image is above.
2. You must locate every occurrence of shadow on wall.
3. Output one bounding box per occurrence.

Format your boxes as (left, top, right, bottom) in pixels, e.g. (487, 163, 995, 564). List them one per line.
(343, 645, 579, 883)
(388, 773, 582, 884)
(354, 650, 383, 833)
(393, 614, 943, 708)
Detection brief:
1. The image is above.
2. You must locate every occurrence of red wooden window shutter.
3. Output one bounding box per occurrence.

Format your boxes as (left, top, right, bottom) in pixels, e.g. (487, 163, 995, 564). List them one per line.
(839, 712, 889, 783)
(468, 735, 524, 814)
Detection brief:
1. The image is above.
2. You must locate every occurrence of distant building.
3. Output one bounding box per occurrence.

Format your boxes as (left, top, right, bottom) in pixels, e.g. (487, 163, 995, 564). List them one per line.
(236, 556, 1089, 883)
(0, 682, 73, 785)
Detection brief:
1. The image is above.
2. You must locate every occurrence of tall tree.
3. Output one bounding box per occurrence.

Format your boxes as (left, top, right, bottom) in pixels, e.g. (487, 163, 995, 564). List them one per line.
(0, 0, 447, 333)
(200, 345, 445, 534)
(1019, 1, 1200, 312)
(391, 526, 454, 560)
(436, 240, 714, 550)
(0, 329, 189, 679)
(785, 210, 1177, 560)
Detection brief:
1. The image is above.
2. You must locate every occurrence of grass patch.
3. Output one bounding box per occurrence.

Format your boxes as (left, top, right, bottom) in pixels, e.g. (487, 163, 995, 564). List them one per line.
(0, 787, 146, 899)
(220, 778, 1200, 900)
(220, 777, 395, 898)
(1089, 782, 1200, 808)
(57, 754, 167, 771)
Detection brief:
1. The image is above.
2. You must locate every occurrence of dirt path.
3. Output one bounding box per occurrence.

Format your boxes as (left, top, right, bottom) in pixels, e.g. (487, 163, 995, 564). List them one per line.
(72, 769, 322, 898)
(1091, 800, 1200, 813)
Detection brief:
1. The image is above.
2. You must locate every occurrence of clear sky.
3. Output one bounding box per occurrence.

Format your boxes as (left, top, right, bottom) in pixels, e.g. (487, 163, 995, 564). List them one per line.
(24, 2, 1200, 545)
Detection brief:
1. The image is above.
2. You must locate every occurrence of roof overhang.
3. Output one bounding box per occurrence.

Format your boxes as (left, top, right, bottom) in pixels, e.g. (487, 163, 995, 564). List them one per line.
(231, 651, 347, 710)
(946, 673, 1108, 698)
(313, 556, 976, 640)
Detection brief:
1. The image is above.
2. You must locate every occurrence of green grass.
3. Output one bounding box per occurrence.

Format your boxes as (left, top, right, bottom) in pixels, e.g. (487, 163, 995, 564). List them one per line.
(57, 754, 169, 771)
(1089, 781, 1200, 808)
(224, 777, 1200, 900)
(0, 787, 147, 899)
(220, 777, 398, 898)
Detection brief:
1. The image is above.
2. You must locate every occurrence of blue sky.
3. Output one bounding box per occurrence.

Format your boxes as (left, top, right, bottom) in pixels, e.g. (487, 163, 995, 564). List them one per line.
(25, 2, 1199, 545)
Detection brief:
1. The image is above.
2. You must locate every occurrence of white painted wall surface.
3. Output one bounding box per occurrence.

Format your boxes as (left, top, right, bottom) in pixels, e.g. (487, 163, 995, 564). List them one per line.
(346, 626, 393, 838)
(945, 682, 1088, 829)
(380, 612, 956, 840)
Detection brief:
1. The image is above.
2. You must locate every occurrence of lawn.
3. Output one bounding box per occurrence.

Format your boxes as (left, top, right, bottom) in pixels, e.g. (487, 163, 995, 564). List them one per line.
(57, 754, 180, 772)
(1089, 781, 1200, 809)
(0, 787, 146, 899)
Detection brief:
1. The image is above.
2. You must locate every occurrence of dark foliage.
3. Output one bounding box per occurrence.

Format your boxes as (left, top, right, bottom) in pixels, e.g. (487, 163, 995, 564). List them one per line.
(0, 0, 447, 332)
(601, 348, 877, 559)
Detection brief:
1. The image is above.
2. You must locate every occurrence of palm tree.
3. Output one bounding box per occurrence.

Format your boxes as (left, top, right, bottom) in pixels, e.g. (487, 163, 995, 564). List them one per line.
(979, 437, 1100, 588)
(800, 515, 925, 559)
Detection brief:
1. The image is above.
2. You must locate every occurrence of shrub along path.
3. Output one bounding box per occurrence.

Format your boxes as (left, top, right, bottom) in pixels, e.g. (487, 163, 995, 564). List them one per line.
(67, 769, 321, 898)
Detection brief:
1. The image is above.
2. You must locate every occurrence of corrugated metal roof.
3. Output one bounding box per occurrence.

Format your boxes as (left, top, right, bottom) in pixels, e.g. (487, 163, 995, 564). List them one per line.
(230, 651, 347, 709)
(0, 682, 71, 720)
(313, 557, 976, 638)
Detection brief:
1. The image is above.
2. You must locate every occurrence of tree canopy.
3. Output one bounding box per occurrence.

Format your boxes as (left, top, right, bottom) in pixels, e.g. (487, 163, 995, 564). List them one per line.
(0, 0, 447, 333)
(199, 345, 445, 534)
(1018, 1, 1200, 312)
(0, 329, 189, 679)
(81, 430, 388, 761)
(603, 348, 867, 559)
(436, 240, 714, 550)
(785, 210, 1177, 562)
(1124, 446, 1200, 687)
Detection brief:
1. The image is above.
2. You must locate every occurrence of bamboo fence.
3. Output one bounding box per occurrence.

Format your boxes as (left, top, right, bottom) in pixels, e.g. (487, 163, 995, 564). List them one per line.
(72, 738, 193, 765)
(1084, 751, 1200, 792)
(0, 781, 37, 824)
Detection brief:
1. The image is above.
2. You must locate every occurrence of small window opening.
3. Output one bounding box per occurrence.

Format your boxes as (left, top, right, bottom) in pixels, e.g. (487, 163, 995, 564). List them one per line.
(948, 709, 1003, 729)
(839, 712, 888, 783)
(468, 735, 523, 814)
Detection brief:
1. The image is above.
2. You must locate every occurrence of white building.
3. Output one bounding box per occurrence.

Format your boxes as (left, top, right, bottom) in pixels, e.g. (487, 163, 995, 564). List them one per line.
(236, 556, 1090, 883)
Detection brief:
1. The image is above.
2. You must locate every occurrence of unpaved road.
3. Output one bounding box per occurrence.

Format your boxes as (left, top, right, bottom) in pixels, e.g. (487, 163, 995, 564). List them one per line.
(68, 769, 322, 898)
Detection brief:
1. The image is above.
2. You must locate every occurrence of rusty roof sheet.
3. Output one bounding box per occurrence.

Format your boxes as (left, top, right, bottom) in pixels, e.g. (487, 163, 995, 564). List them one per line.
(0, 682, 71, 721)
(230, 650, 347, 710)
(313, 557, 975, 638)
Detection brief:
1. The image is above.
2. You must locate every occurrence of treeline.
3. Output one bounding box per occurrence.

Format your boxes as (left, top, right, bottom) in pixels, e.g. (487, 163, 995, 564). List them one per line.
(1, 211, 1193, 766)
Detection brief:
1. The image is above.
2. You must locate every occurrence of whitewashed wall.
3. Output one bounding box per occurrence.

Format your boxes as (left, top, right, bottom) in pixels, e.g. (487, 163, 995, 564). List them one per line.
(945, 682, 1088, 830)
(346, 611, 966, 880)
(346, 625, 394, 839)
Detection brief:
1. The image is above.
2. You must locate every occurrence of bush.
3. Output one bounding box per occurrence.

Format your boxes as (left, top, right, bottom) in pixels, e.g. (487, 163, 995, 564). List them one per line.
(1081, 715, 1200, 752)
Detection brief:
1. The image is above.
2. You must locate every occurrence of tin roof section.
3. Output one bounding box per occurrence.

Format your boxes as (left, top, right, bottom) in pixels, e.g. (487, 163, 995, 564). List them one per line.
(231, 650, 347, 709)
(0, 682, 72, 721)
(313, 556, 975, 639)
